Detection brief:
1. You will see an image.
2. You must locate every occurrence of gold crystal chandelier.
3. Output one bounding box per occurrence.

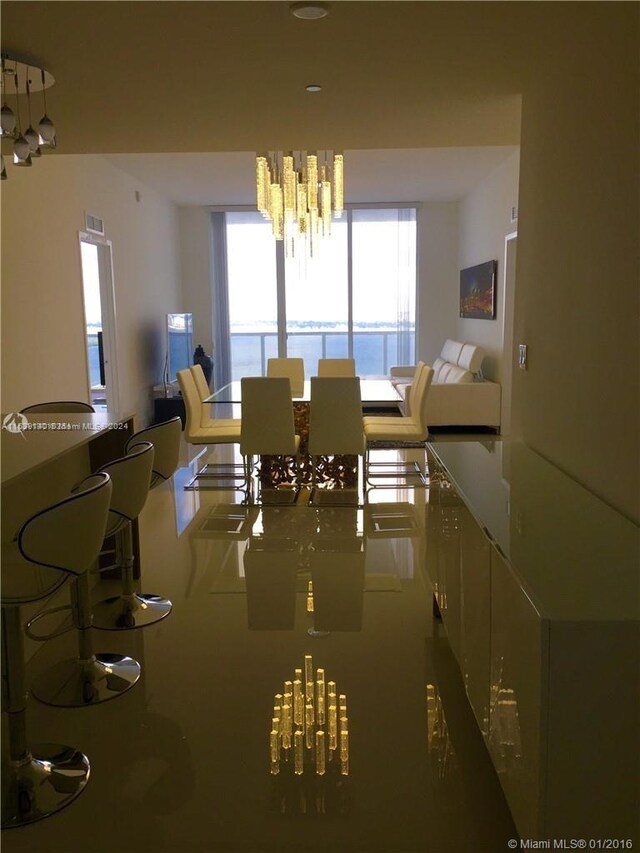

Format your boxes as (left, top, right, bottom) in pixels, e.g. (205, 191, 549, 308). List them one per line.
(256, 151, 344, 250)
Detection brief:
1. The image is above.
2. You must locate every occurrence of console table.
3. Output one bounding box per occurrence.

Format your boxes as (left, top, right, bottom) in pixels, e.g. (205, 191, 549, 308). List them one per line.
(425, 440, 639, 841)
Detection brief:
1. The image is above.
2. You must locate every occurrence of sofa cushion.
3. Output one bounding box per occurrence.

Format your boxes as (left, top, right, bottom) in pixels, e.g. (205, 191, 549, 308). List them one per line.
(458, 343, 484, 373)
(432, 357, 447, 382)
(437, 363, 455, 383)
(440, 339, 464, 364)
(443, 364, 474, 384)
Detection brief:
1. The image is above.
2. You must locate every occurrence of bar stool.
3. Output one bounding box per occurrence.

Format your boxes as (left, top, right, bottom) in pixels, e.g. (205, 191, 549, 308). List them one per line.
(27, 473, 143, 706)
(91, 440, 173, 630)
(1, 474, 111, 828)
(125, 416, 182, 488)
(20, 401, 95, 414)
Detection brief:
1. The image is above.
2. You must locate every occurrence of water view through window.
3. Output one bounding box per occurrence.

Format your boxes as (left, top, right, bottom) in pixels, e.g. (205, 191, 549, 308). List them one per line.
(220, 208, 416, 383)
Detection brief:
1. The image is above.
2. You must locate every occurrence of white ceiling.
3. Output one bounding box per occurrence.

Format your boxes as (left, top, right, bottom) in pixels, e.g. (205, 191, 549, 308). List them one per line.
(104, 146, 518, 206)
(2, 2, 526, 154)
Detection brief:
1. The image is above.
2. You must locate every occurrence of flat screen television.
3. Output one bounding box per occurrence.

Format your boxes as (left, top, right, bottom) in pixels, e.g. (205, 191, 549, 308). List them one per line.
(166, 313, 193, 384)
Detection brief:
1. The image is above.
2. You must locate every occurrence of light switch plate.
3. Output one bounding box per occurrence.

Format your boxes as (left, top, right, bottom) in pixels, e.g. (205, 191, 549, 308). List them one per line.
(518, 344, 528, 370)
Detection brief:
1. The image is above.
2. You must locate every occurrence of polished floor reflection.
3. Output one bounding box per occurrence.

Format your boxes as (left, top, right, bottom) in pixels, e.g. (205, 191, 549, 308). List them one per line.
(2, 444, 516, 852)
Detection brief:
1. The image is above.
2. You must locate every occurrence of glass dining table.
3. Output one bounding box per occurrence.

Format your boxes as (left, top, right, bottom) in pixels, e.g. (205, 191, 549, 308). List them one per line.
(204, 378, 402, 491)
(204, 378, 401, 408)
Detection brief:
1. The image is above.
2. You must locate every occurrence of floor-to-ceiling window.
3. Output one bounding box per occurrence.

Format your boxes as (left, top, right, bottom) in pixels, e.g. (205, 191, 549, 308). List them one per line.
(225, 212, 279, 378)
(213, 206, 417, 384)
(284, 218, 349, 377)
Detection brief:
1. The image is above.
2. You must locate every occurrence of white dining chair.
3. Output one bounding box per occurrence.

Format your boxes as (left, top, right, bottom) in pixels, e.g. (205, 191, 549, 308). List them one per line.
(317, 357, 356, 377)
(190, 363, 211, 401)
(267, 357, 305, 397)
(389, 360, 426, 417)
(308, 376, 365, 504)
(363, 363, 434, 486)
(240, 377, 300, 503)
(177, 368, 245, 489)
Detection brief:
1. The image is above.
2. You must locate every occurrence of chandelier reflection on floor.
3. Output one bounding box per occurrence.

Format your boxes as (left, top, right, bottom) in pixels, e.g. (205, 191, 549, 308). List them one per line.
(256, 151, 344, 255)
(270, 654, 349, 777)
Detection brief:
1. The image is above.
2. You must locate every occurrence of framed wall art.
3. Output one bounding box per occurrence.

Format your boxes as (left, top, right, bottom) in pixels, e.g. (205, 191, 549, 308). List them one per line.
(459, 260, 497, 319)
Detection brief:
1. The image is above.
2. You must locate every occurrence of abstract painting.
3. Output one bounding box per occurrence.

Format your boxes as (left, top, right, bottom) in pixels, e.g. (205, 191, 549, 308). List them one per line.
(459, 260, 497, 319)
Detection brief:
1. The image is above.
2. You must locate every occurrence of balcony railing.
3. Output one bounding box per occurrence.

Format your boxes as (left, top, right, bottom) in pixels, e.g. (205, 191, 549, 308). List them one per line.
(229, 329, 415, 380)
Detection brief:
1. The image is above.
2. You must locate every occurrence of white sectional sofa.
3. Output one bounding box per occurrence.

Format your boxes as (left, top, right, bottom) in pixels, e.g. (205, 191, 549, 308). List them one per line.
(391, 339, 501, 430)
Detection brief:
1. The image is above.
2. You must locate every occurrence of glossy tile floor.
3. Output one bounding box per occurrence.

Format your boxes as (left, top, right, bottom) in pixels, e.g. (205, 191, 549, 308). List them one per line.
(3, 443, 516, 853)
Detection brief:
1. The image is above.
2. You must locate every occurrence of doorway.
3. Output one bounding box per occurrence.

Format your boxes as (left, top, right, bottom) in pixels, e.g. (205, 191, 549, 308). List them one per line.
(79, 233, 120, 411)
(501, 231, 517, 435)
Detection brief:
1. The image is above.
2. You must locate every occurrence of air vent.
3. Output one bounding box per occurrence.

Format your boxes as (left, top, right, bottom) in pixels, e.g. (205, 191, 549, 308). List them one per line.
(85, 213, 105, 235)
(510, 205, 518, 224)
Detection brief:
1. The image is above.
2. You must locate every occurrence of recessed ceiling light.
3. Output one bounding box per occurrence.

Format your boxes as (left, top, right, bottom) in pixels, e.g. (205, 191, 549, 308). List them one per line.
(306, 84, 322, 93)
(290, 3, 329, 21)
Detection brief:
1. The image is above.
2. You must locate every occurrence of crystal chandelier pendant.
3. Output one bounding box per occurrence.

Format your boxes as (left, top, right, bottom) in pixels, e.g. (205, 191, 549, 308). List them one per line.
(255, 150, 344, 252)
(13, 134, 33, 167)
(1, 55, 56, 177)
(37, 114, 56, 148)
(24, 126, 41, 156)
(24, 77, 41, 156)
(12, 69, 31, 166)
(0, 103, 16, 137)
(0, 57, 16, 138)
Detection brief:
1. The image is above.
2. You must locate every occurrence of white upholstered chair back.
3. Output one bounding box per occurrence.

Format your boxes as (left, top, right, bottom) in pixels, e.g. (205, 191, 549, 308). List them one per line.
(405, 361, 426, 416)
(267, 358, 305, 397)
(409, 365, 435, 437)
(190, 364, 211, 401)
(240, 377, 298, 456)
(317, 358, 356, 377)
(177, 368, 206, 436)
(309, 377, 365, 456)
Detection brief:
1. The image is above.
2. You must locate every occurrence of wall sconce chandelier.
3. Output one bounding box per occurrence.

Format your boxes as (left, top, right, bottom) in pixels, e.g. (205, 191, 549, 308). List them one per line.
(1, 54, 56, 180)
(256, 151, 344, 253)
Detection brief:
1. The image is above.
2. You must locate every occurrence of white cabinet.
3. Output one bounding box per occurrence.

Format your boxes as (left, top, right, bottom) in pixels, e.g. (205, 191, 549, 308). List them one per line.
(489, 545, 545, 839)
(459, 505, 491, 739)
(426, 441, 640, 841)
(425, 484, 463, 662)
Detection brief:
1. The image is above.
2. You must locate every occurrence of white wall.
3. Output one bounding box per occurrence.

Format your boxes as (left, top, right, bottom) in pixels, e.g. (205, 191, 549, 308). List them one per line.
(456, 150, 520, 382)
(512, 4, 639, 522)
(178, 205, 215, 357)
(416, 202, 459, 367)
(1, 155, 182, 424)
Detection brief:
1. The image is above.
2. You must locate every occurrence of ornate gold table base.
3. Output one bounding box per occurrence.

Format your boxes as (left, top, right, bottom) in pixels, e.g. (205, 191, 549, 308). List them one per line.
(258, 402, 358, 490)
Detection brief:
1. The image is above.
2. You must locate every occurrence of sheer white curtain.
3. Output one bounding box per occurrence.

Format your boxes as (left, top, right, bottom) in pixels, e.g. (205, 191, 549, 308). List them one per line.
(351, 207, 417, 374)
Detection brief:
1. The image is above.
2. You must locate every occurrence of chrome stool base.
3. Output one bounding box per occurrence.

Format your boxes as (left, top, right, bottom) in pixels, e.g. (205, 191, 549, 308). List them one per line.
(30, 654, 141, 707)
(91, 593, 172, 630)
(1, 743, 90, 828)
